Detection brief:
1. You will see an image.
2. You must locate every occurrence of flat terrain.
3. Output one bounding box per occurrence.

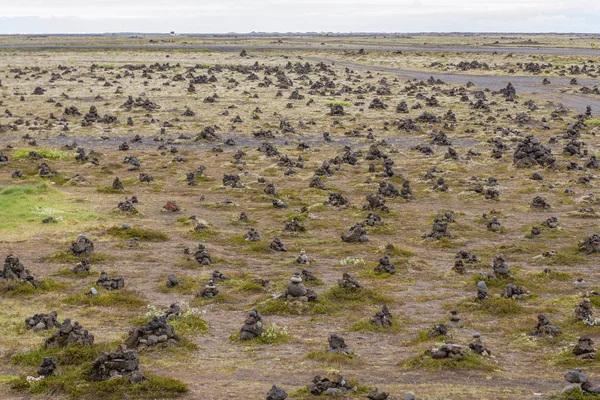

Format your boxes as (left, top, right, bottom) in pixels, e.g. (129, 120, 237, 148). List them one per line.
(1, 34, 600, 400)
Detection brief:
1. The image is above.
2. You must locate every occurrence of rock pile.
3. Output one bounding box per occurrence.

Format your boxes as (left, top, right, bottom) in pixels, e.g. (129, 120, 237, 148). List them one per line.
(45, 318, 94, 348)
(90, 344, 144, 383)
(270, 236, 287, 252)
(307, 374, 356, 396)
(38, 357, 58, 377)
(563, 369, 600, 395)
(25, 311, 60, 331)
(424, 218, 451, 239)
(530, 314, 560, 338)
(574, 335, 596, 359)
(0, 255, 41, 288)
(513, 135, 556, 167)
(198, 279, 219, 298)
(374, 256, 396, 274)
(126, 316, 179, 348)
(501, 283, 529, 299)
(194, 244, 212, 265)
(341, 223, 368, 242)
(266, 385, 288, 400)
(469, 333, 491, 356)
(239, 309, 264, 340)
(338, 272, 361, 289)
(282, 273, 317, 302)
(371, 304, 393, 327)
(430, 342, 468, 360)
(244, 228, 261, 242)
(579, 233, 600, 254)
(68, 234, 94, 256)
(327, 333, 353, 355)
(97, 271, 124, 290)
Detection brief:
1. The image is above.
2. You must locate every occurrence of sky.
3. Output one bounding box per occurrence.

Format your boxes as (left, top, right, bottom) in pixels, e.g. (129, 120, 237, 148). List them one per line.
(0, 0, 598, 34)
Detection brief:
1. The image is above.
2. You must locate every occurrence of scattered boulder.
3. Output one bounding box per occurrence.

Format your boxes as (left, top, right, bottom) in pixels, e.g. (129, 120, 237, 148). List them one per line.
(25, 311, 60, 331)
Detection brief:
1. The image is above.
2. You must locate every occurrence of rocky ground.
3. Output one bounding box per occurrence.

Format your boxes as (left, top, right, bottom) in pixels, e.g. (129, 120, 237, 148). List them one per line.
(1, 36, 600, 400)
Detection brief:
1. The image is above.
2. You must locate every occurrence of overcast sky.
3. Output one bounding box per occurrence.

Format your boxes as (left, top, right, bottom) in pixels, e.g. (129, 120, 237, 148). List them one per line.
(0, 0, 598, 34)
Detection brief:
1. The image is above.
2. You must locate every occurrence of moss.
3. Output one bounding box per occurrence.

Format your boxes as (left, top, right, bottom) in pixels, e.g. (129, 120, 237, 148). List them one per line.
(256, 299, 330, 316)
(455, 297, 523, 316)
(0, 279, 67, 296)
(63, 290, 146, 309)
(12, 344, 105, 367)
(11, 370, 187, 400)
(54, 268, 95, 278)
(347, 318, 402, 333)
(169, 314, 209, 335)
(306, 350, 358, 365)
(107, 226, 169, 242)
(228, 324, 292, 345)
(13, 148, 71, 160)
(46, 251, 113, 264)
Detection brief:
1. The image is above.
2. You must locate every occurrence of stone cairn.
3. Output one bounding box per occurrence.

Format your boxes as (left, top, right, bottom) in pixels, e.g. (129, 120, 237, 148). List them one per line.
(281, 273, 317, 302)
(573, 335, 596, 359)
(371, 304, 393, 327)
(327, 333, 353, 355)
(25, 311, 60, 331)
(126, 316, 180, 348)
(71, 259, 91, 274)
(423, 218, 451, 239)
(192, 244, 212, 265)
(529, 314, 560, 338)
(338, 272, 361, 290)
(97, 271, 124, 290)
(270, 236, 288, 252)
(166, 274, 180, 288)
(513, 135, 556, 168)
(68, 234, 94, 256)
(212, 270, 230, 282)
(575, 298, 600, 326)
(198, 279, 219, 298)
(341, 223, 368, 243)
(579, 233, 600, 254)
(0, 255, 41, 288)
(430, 341, 468, 360)
(38, 357, 58, 377)
(374, 256, 396, 274)
(239, 309, 264, 340)
(296, 249, 311, 265)
(45, 318, 95, 348)
(501, 283, 530, 299)
(90, 344, 144, 383)
(469, 333, 491, 356)
(307, 374, 356, 396)
(300, 269, 317, 282)
(244, 228, 261, 242)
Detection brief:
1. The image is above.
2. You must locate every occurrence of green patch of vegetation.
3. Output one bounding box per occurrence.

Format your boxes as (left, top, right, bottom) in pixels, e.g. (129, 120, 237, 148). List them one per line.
(229, 323, 292, 345)
(54, 268, 95, 278)
(96, 186, 127, 194)
(63, 290, 146, 309)
(347, 318, 402, 333)
(190, 292, 237, 307)
(584, 119, 600, 126)
(0, 279, 67, 296)
(13, 148, 71, 160)
(169, 314, 209, 336)
(46, 251, 113, 264)
(306, 350, 357, 365)
(186, 229, 219, 240)
(321, 286, 391, 309)
(535, 246, 587, 266)
(455, 297, 523, 316)
(256, 298, 330, 316)
(11, 369, 187, 400)
(402, 351, 497, 371)
(12, 344, 105, 367)
(325, 100, 352, 107)
(107, 226, 169, 241)
(549, 349, 600, 368)
(159, 277, 201, 295)
(0, 184, 101, 238)
(551, 385, 598, 399)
